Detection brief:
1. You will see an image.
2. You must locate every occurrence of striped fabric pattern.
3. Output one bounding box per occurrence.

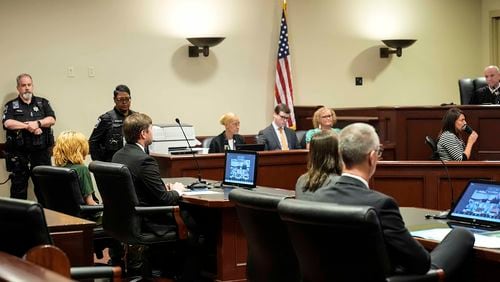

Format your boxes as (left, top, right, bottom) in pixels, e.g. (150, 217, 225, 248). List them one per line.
(437, 131, 465, 161)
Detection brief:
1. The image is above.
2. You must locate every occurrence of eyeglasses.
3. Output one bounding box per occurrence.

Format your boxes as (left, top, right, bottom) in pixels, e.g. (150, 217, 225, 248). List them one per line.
(115, 97, 131, 103)
(321, 114, 333, 119)
(279, 115, 290, 120)
(376, 145, 384, 158)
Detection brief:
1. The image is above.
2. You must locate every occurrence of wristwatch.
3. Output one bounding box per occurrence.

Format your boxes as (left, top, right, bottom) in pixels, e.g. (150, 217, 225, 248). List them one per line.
(37, 120, 42, 128)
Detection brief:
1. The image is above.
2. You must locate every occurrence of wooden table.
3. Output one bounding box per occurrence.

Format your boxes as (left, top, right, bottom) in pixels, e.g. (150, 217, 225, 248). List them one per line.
(171, 178, 500, 282)
(44, 209, 95, 266)
(170, 177, 293, 282)
(402, 207, 500, 282)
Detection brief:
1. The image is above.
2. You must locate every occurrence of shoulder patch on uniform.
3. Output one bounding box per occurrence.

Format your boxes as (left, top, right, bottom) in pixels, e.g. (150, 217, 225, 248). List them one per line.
(94, 117, 101, 128)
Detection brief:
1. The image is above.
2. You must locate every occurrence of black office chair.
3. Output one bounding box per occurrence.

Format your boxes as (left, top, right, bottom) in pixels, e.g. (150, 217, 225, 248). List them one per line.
(458, 77, 487, 104)
(295, 130, 307, 149)
(32, 165, 112, 259)
(0, 197, 120, 280)
(228, 188, 300, 282)
(424, 136, 440, 161)
(278, 199, 444, 282)
(202, 136, 214, 148)
(32, 166, 102, 219)
(89, 161, 186, 274)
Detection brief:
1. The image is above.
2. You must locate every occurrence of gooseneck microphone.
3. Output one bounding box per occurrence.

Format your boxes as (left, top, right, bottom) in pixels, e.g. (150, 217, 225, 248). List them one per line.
(175, 118, 207, 189)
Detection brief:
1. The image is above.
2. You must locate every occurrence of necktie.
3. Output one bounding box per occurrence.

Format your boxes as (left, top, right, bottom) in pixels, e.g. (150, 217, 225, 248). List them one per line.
(279, 127, 289, 150)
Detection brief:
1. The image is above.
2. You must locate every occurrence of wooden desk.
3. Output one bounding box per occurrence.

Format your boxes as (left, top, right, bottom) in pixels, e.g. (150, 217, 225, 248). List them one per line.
(44, 209, 95, 266)
(156, 152, 500, 211)
(171, 177, 294, 282)
(402, 207, 500, 282)
(296, 105, 500, 160)
(153, 150, 308, 189)
(372, 161, 500, 210)
(0, 251, 73, 282)
(176, 182, 500, 282)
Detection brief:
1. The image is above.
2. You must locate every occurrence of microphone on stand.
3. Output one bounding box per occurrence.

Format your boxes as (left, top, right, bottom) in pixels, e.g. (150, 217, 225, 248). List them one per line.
(175, 118, 207, 189)
(425, 136, 454, 219)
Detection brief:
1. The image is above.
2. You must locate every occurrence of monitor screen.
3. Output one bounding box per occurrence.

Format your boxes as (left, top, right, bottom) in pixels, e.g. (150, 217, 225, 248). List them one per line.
(223, 150, 258, 188)
(449, 180, 500, 226)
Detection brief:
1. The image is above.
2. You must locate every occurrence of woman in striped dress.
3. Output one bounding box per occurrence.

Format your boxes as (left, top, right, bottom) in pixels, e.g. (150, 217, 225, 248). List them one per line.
(437, 108, 478, 161)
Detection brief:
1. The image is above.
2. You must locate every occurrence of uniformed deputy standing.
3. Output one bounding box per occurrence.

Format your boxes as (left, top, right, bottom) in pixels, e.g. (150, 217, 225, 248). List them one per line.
(2, 73, 56, 200)
(89, 84, 135, 162)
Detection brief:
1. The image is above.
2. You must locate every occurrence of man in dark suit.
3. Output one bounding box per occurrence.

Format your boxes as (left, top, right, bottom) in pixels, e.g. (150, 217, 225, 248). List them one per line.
(257, 103, 300, 150)
(112, 113, 185, 209)
(113, 113, 206, 281)
(314, 123, 475, 281)
(470, 65, 500, 104)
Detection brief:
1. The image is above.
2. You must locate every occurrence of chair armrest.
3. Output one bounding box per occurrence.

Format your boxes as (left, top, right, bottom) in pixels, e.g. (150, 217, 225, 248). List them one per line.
(79, 204, 104, 213)
(71, 266, 121, 280)
(134, 205, 176, 214)
(387, 269, 445, 282)
(135, 206, 188, 240)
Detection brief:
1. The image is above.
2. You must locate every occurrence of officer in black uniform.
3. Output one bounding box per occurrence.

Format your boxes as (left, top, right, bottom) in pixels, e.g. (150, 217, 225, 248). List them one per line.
(89, 84, 134, 161)
(2, 73, 56, 200)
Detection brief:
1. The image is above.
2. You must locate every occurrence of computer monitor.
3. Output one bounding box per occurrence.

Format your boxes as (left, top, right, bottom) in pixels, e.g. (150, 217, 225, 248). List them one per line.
(222, 150, 258, 188)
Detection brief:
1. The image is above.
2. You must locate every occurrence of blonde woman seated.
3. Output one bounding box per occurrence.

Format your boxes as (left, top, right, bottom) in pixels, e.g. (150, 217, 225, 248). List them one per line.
(305, 107, 341, 149)
(209, 112, 245, 153)
(295, 131, 342, 200)
(53, 130, 98, 205)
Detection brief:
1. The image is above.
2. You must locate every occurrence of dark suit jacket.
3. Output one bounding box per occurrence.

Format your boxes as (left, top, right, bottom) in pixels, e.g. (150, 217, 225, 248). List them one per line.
(257, 124, 300, 150)
(208, 131, 246, 153)
(112, 143, 180, 230)
(313, 175, 431, 275)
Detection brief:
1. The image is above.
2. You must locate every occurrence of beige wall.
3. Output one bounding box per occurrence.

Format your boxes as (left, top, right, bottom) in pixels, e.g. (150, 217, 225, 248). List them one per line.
(482, 0, 500, 65)
(0, 0, 491, 198)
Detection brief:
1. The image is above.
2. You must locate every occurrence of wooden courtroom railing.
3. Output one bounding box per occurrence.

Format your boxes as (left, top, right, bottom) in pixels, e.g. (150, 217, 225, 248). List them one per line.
(152, 150, 309, 190)
(372, 161, 500, 210)
(154, 151, 500, 210)
(295, 105, 500, 160)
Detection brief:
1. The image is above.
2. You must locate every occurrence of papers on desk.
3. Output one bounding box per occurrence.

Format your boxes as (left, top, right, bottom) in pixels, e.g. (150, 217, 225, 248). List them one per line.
(411, 228, 500, 249)
(183, 190, 223, 196)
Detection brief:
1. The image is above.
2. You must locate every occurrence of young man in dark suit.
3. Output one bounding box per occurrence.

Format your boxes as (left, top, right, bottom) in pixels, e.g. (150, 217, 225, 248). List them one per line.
(113, 113, 206, 281)
(257, 103, 300, 150)
(314, 123, 475, 282)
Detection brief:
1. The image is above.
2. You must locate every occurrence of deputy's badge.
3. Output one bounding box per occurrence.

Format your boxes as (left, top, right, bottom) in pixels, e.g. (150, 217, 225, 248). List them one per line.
(33, 106, 39, 112)
(94, 118, 101, 128)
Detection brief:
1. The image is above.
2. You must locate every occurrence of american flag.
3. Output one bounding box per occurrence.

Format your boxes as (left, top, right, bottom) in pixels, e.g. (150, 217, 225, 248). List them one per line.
(274, 2, 296, 129)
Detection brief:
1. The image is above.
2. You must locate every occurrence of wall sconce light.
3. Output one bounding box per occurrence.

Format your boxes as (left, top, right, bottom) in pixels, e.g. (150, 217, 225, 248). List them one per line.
(379, 39, 417, 58)
(187, 37, 225, 57)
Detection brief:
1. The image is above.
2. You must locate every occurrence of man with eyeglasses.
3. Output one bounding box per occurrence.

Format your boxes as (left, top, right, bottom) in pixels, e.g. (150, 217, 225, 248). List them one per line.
(257, 103, 300, 150)
(89, 84, 135, 162)
(314, 123, 475, 281)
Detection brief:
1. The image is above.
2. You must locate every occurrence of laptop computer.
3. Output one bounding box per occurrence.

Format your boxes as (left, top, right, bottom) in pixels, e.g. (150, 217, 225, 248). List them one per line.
(235, 143, 265, 151)
(222, 150, 258, 188)
(447, 180, 500, 231)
